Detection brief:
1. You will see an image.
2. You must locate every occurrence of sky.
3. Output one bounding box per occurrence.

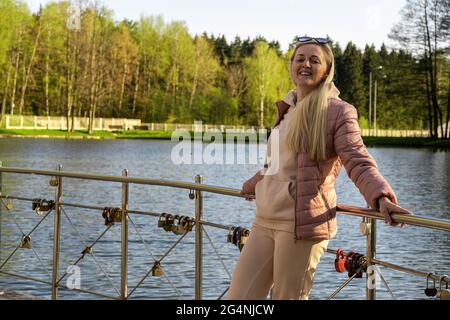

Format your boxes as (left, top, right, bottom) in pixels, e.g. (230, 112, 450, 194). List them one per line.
(24, 0, 407, 52)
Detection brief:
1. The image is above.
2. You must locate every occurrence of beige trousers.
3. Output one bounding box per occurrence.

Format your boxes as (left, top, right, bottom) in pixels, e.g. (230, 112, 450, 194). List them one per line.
(227, 223, 329, 300)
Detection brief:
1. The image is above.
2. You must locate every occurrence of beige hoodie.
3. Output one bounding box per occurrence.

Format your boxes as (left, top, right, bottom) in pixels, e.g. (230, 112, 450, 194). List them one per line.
(253, 84, 341, 233)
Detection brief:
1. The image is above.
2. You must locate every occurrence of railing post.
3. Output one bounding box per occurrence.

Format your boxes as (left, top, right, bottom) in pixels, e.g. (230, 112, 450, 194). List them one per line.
(121, 169, 129, 300)
(51, 164, 63, 300)
(366, 217, 377, 300)
(194, 175, 203, 300)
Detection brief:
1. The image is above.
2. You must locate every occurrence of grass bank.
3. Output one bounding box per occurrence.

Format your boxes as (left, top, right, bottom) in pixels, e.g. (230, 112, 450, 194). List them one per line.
(0, 129, 172, 139)
(362, 136, 450, 148)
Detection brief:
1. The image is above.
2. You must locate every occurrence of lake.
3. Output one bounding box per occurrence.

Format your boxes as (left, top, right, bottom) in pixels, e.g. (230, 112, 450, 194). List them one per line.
(0, 138, 449, 300)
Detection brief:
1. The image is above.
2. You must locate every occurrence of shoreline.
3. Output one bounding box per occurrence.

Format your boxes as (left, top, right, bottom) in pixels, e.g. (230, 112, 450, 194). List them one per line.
(0, 129, 449, 148)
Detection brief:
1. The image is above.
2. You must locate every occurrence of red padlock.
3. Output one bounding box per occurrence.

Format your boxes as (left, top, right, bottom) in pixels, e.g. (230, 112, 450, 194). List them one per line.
(334, 248, 346, 273)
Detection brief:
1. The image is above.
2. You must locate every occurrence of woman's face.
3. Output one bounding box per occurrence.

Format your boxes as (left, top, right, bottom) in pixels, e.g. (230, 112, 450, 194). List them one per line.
(290, 44, 329, 90)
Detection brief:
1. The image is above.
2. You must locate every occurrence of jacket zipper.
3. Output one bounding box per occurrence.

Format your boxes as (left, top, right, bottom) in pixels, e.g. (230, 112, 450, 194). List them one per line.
(294, 165, 299, 242)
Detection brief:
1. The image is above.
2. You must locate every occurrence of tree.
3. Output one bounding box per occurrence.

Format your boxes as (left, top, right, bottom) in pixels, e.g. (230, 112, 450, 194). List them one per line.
(188, 35, 220, 118)
(0, 0, 31, 125)
(337, 42, 365, 113)
(244, 41, 289, 127)
(389, 0, 450, 138)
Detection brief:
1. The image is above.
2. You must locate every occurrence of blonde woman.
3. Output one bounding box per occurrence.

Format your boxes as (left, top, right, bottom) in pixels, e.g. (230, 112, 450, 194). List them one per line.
(228, 36, 411, 300)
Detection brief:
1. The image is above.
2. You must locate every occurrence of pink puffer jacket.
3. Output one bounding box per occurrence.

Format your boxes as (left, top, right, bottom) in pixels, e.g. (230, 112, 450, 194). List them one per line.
(242, 98, 398, 240)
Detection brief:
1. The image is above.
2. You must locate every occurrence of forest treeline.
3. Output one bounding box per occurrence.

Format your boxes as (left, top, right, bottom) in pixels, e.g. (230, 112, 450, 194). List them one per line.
(0, 0, 449, 137)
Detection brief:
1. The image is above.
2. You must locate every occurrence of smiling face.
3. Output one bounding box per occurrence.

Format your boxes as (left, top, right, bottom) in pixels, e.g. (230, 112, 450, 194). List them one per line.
(290, 43, 330, 93)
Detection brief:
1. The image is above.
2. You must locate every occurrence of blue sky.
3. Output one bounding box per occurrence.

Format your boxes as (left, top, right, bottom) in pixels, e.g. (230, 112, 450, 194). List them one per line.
(25, 0, 407, 51)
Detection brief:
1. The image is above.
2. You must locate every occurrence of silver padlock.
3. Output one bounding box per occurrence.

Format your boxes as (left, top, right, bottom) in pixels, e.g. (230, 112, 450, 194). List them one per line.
(158, 213, 167, 228)
(163, 214, 174, 232)
(360, 218, 370, 236)
(438, 275, 450, 300)
(171, 215, 181, 234)
(173, 215, 185, 235)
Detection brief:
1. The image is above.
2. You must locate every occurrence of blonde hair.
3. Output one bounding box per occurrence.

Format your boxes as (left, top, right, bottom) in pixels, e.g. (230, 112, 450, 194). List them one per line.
(286, 42, 335, 161)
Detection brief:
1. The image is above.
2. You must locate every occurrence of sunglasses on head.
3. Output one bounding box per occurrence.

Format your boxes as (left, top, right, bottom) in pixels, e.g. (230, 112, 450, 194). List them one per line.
(296, 36, 331, 45)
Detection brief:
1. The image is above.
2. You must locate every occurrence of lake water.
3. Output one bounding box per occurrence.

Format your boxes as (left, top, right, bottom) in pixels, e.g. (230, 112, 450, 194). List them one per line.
(0, 138, 449, 300)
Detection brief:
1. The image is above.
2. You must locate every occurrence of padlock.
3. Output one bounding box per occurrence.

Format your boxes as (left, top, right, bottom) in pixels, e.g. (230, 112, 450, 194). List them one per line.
(181, 217, 194, 232)
(5, 199, 14, 210)
(348, 253, 365, 278)
(102, 207, 114, 226)
(33, 199, 55, 215)
(177, 216, 190, 235)
(232, 227, 241, 246)
(360, 221, 370, 236)
(82, 246, 93, 256)
(424, 273, 438, 297)
(158, 213, 167, 228)
(49, 177, 58, 187)
(152, 261, 164, 277)
(238, 229, 250, 251)
(110, 208, 122, 223)
(173, 215, 184, 235)
(20, 235, 32, 249)
(334, 248, 346, 273)
(344, 251, 354, 273)
(227, 227, 233, 243)
(438, 275, 450, 300)
(171, 215, 181, 234)
(32, 198, 41, 211)
(189, 190, 195, 200)
(163, 214, 174, 232)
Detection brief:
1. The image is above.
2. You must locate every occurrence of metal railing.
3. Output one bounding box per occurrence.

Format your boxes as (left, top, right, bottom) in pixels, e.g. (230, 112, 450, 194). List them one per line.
(0, 164, 449, 300)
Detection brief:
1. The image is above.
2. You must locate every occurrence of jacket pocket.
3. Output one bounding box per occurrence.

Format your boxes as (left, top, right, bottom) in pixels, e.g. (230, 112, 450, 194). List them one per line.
(318, 187, 331, 211)
(255, 177, 295, 220)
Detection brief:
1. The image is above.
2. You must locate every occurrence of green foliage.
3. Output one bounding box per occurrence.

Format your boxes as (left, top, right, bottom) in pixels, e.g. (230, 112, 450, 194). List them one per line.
(337, 42, 366, 114)
(358, 116, 369, 129)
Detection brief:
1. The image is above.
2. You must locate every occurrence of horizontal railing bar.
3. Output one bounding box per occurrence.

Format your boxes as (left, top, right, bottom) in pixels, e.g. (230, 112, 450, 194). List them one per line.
(1, 195, 235, 231)
(337, 204, 450, 232)
(2, 195, 449, 233)
(372, 258, 450, 284)
(0, 167, 245, 198)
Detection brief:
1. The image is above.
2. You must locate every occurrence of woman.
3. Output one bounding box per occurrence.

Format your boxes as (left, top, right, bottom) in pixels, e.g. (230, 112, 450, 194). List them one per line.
(227, 36, 411, 300)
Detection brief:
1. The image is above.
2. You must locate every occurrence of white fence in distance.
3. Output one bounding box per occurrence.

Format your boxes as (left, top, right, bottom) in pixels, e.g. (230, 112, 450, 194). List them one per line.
(3, 115, 141, 131)
(2, 115, 432, 137)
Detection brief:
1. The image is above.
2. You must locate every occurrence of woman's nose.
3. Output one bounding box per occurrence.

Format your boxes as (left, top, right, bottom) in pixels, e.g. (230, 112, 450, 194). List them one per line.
(303, 60, 311, 68)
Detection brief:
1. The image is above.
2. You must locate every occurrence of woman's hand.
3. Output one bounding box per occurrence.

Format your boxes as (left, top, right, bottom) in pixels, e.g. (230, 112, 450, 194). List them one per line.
(240, 189, 255, 202)
(378, 197, 412, 228)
